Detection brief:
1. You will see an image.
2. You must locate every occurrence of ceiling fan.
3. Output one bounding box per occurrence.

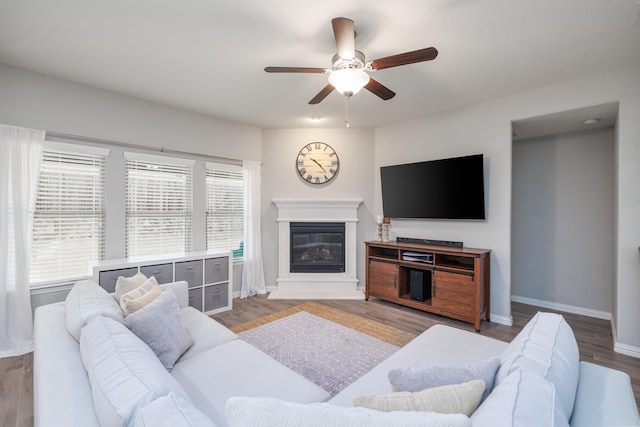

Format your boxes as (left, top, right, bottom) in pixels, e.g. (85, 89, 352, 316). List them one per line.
(264, 17, 438, 104)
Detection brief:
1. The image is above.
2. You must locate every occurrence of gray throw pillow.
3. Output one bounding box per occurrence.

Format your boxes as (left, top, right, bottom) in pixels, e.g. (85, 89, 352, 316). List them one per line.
(388, 357, 500, 401)
(124, 289, 194, 370)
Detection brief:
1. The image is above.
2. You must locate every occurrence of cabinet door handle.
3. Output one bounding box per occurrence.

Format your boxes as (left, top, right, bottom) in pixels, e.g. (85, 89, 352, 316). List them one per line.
(393, 273, 397, 288)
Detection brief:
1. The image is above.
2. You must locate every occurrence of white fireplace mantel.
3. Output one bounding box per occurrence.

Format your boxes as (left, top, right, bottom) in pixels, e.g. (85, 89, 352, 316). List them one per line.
(270, 198, 365, 300)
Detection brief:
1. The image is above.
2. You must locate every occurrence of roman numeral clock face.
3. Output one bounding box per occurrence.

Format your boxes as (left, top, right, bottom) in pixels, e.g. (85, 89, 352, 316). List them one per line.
(296, 142, 339, 185)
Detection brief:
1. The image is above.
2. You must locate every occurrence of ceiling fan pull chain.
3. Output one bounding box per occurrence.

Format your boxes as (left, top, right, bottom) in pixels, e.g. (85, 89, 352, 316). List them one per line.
(344, 96, 350, 128)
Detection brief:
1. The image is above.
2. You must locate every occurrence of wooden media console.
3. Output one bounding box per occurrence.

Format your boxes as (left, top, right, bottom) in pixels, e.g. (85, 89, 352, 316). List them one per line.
(365, 241, 491, 331)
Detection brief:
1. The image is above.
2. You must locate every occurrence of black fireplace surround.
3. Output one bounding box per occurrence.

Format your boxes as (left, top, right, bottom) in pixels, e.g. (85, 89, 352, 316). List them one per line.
(290, 222, 345, 273)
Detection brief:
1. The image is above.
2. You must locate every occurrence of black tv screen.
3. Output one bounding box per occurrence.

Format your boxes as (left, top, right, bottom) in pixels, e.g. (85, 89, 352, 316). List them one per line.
(380, 154, 486, 220)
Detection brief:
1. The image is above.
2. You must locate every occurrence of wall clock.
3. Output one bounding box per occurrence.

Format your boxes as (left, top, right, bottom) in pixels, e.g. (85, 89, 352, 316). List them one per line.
(296, 142, 339, 185)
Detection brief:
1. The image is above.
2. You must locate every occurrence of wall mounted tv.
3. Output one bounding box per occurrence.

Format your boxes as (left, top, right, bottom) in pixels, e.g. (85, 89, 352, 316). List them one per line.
(380, 154, 486, 220)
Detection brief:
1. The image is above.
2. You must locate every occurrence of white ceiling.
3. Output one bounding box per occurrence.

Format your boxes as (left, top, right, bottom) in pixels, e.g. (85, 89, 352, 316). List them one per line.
(1, 1, 639, 129)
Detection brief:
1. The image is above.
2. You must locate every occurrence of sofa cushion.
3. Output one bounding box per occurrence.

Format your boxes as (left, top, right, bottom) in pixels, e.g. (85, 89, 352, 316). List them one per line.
(225, 397, 472, 427)
(115, 272, 148, 302)
(570, 361, 640, 427)
(178, 306, 238, 361)
(388, 357, 499, 401)
(471, 369, 568, 427)
(65, 279, 124, 342)
(171, 339, 330, 426)
(120, 276, 162, 316)
(80, 316, 191, 427)
(495, 312, 579, 419)
(353, 379, 484, 416)
(132, 391, 216, 427)
(124, 289, 194, 370)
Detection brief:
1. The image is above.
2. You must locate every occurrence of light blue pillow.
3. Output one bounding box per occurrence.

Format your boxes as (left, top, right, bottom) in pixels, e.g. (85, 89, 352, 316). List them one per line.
(388, 357, 500, 401)
(65, 279, 124, 342)
(80, 316, 191, 427)
(495, 312, 579, 420)
(471, 369, 569, 427)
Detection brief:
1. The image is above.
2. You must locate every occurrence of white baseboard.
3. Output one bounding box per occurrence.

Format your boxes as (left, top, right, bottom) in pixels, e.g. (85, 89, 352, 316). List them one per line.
(614, 341, 640, 358)
(510, 295, 612, 320)
(511, 295, 640, 358)
(489, 313, 513, 327)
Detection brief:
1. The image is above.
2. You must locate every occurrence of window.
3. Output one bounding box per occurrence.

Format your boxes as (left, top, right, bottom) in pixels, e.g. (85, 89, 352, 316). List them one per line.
(30, 148, 106, 284)
(125, 153, 193, 257)
(206, 164, 244, 257)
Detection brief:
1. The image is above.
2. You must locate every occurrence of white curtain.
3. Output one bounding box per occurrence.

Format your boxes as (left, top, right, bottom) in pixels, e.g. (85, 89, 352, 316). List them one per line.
(240, 160, 266, 298)
(0, 125, 44, 357)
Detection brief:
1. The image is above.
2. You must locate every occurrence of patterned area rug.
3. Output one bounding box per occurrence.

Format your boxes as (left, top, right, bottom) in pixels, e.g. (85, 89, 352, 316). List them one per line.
(231, 302, 416, 396)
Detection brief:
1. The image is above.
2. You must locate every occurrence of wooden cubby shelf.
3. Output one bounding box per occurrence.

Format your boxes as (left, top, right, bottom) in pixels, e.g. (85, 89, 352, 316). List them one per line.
(365, 241, 491, 331)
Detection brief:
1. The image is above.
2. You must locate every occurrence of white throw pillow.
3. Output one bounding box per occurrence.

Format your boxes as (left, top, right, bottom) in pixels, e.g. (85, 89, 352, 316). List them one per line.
(120, 276, 162, 316)
(125, 289, 194, 370)
(495, 312, 579, 420)
(471, 369, 569, 427)
(80, 316, 191, 427)
(114, 272, 148, 302)
(65, 279, 124, 342)
(354, 380, 484, 416)
(132, 391, 216, 427)
(388, 357, 500, 401)
(225, 397, 471, 427)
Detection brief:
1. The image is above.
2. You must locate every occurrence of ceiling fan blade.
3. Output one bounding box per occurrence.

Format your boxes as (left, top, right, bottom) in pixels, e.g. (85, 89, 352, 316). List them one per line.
(365, 78, 396, 100)
(264, 67, 326, 73)
(331, 17, 355, 59)
(309, 84, 335, 104)
(370, 47, 438, 70)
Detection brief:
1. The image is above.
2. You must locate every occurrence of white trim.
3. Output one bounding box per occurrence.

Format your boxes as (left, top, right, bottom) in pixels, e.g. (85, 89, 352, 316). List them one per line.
(124, 150, 195, 166)
(44, 140, 110, 157)
(511, 295, 612, 320)
(272, 199, 363, 298)
(613, 341, 640, 358)
(489, 313, 513, 326)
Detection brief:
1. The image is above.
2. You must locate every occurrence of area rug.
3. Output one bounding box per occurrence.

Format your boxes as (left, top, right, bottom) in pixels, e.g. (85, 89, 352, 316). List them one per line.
(231, 302, 416, 396)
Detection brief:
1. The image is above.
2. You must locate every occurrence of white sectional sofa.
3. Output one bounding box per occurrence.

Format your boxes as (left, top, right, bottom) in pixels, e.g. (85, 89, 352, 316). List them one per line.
(34, 279, 640, 427)
(34, 280, 329, 427)
(329, 320, 640, 427)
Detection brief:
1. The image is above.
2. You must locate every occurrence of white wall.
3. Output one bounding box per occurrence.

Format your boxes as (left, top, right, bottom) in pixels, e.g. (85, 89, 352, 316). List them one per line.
(512, 128, 615, 314)
(261, 128, 375, 290)
(375, 65, 640, 351)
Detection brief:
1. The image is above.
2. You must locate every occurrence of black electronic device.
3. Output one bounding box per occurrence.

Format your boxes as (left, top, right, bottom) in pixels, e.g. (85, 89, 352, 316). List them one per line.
(398, 237, 463, 248)
(380, 154, 485, 220)
(409, 269, 432, 302)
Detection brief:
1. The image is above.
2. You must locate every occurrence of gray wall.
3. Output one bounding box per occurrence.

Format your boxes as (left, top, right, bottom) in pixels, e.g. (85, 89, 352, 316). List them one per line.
(260, 128, 376, 290)
(374, 65, 640, 355)
(0, 63, 262, 298)
(512, 128, 615, 314)
(3, 61, 640, 353)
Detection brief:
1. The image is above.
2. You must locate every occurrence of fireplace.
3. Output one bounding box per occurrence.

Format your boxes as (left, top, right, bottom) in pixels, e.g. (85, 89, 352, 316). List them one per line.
(271, 198, 364, 300)
(290, 222, 345, 273)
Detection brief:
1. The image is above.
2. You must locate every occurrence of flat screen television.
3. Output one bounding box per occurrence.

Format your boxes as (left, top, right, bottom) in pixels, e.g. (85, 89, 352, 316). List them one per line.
(380, 154, 486, 220)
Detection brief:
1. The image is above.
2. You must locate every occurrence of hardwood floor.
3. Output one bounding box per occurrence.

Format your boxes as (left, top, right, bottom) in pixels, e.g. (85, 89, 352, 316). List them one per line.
(1, 297, 639, 426)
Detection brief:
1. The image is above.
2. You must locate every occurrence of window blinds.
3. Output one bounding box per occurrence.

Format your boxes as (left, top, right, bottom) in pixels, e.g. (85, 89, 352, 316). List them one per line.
(206, 166, 244, 257)
(126, 158, 192, 257)
(30, 150, 106, 284)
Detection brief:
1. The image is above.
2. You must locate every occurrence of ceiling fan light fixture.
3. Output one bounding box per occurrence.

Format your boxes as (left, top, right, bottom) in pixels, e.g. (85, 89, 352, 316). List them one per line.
(328, 68, 370, 97)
